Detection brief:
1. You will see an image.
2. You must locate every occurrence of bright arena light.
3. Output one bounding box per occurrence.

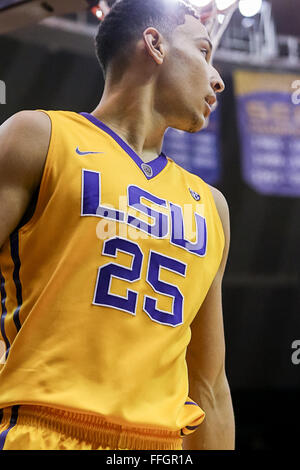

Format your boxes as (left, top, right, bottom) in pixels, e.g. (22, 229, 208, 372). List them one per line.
(95, 9, 103, 19)
(238, 0, 262, 17)
(215, 0, 237, 11)
(190, 0, 212, 7)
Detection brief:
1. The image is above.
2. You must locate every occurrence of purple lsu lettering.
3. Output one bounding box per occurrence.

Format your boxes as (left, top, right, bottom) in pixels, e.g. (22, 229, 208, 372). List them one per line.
(81, 169, 207, 326)
(81, 169, 207, 257)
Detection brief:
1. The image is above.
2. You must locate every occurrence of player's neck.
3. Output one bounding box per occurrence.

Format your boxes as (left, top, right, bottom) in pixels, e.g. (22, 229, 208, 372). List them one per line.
(91, 84, 167, 163)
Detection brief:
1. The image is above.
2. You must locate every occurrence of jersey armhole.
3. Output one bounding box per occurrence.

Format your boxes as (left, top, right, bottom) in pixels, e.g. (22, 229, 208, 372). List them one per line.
(18, 110, 54, 235)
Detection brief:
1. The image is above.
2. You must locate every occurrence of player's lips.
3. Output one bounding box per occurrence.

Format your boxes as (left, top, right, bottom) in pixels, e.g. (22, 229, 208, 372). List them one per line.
(204, 94, 217, 118)
(204, 100, 212, 118)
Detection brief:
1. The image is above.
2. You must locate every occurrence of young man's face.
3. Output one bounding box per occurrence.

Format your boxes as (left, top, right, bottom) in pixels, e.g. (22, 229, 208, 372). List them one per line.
(158, 15, 225, 133)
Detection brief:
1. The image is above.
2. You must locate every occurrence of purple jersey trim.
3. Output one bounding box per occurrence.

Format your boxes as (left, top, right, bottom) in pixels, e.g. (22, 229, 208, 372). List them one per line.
(0, 269, 10, 361)
(0, 405, 19, 450)
(10, 232, 22, 332)
(79, 112, 168, 180)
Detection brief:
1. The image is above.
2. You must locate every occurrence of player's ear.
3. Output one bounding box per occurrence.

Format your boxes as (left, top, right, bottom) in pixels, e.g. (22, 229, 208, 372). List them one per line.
(143, 28, 166, 65)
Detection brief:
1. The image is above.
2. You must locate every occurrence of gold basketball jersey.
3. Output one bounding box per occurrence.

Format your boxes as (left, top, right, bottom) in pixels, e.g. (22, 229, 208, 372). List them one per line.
(0, 110, 224, 449)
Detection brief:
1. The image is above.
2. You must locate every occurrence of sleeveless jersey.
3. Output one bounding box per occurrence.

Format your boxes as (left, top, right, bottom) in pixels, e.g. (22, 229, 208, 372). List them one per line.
(0, 110, 224, 449)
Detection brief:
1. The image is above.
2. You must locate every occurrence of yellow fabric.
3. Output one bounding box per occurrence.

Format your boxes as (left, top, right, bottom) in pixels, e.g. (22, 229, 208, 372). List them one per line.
(0, 110, 224, 449)
(0, 406, 124, 450)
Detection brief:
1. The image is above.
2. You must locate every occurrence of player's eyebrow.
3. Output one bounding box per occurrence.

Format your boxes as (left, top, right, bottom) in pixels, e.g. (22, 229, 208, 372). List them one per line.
(194, 36, 213, 54)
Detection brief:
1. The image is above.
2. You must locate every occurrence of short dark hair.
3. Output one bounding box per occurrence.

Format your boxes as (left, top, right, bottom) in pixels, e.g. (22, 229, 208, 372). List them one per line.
(95, 0, 199, 77)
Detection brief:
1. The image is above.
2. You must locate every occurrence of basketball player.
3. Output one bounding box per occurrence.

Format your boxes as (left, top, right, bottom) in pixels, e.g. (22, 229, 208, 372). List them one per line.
(0, 0, 235, 450)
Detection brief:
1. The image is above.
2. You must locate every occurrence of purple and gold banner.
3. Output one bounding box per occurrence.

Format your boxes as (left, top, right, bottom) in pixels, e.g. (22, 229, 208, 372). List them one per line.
(162, 105, 221, 185)
(234, 70, 300, 197)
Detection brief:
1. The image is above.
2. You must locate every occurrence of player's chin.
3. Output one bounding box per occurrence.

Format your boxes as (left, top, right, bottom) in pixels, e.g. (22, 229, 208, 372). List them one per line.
(186, 111, 206, 133)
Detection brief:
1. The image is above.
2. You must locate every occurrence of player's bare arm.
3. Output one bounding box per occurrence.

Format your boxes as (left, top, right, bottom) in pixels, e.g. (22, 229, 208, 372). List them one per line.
(0, 111, 51, 249)
(183, 187, 235, 450)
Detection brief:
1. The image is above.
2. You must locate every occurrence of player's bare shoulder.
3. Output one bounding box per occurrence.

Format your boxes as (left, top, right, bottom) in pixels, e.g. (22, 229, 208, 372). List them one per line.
(0, 109, 51, 199)
(0, 110, 51, 175)
(0, 110, 51, 247)
(207, 184, 230, 275)
(207, 184, 230, 234)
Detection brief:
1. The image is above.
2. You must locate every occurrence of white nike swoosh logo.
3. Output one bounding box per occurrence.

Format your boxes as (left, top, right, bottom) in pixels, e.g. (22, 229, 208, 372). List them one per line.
(76, 147, 104, 156)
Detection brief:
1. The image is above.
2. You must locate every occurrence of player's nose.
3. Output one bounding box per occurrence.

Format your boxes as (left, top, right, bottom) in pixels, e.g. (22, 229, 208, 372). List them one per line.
(210, 68, 225, 94)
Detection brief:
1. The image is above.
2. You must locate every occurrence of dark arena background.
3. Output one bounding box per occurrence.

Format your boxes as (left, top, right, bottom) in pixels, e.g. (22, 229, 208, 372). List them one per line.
(0, 0, 300, 451)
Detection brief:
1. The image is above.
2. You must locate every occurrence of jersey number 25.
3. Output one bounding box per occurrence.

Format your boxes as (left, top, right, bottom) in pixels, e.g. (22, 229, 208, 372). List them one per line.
(93, 237, 186, 327)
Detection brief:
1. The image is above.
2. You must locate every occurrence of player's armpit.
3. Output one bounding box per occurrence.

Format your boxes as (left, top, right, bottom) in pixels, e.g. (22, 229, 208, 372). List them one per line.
(183, 188, 235, 450)
(0, 110, 51, 248)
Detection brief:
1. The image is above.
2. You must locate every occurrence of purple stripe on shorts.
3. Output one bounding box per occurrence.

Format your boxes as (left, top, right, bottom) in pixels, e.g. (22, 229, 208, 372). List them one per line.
(0, 405, 20, 450)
